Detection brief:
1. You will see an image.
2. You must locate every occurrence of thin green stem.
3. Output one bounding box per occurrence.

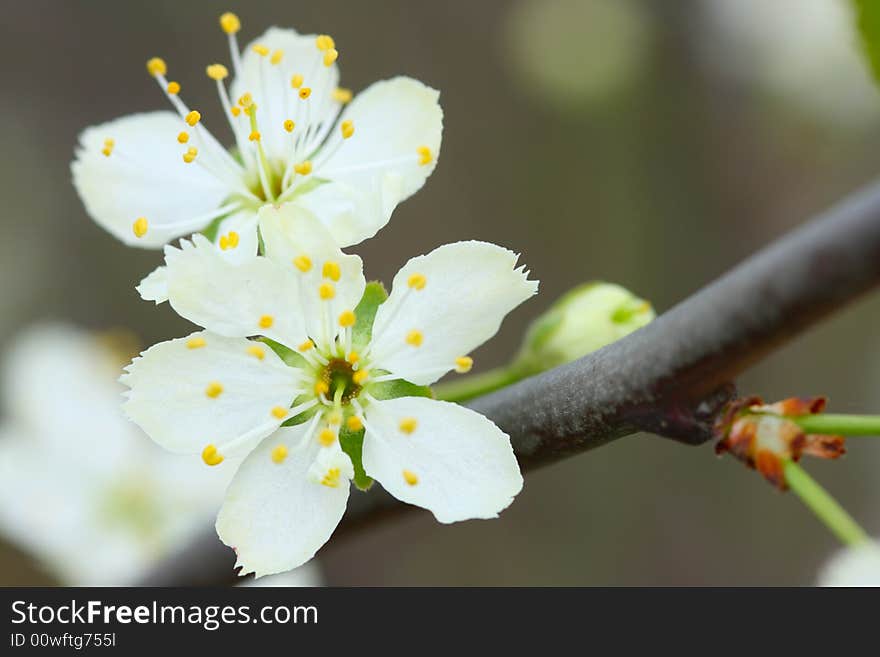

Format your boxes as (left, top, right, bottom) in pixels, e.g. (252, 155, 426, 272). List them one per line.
(433, 366, 521, 404)
(792, 414, 880, 436)
(783, 460, 870, 546)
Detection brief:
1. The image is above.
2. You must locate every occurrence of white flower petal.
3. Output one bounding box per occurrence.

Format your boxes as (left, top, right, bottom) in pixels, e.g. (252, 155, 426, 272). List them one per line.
(231, 27, 340, 162)
(259, 203, 365, 344)
(217, 426, 350, 577)
(362, 397, 522, 523)
(369, 241, 538, 385)
(71, 111, 229, 248)
(303, 77, 443, 247)
(164, 234, 307, 348)
(244, 562, 323, 587)
(121, 331, 304, 458)
(137, 265, 169, 304)
(818, 543, 880, 586)
(213, 209, 260, 264)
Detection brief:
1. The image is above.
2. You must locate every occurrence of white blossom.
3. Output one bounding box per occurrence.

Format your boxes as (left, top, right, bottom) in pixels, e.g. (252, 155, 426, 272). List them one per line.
(122, 203, 537, 577)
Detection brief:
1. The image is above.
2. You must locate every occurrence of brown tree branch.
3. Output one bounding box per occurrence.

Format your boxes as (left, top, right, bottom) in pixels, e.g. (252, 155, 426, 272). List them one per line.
(139, 180, 880, 586)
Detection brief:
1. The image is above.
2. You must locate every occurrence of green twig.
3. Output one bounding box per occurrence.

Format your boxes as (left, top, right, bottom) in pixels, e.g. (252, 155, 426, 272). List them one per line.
(783, 460, 870, 546)
(792, 413, 880, 436)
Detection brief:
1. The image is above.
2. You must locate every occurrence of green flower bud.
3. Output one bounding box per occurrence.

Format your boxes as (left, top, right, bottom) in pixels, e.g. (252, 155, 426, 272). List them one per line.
(512, 281, 654, 376)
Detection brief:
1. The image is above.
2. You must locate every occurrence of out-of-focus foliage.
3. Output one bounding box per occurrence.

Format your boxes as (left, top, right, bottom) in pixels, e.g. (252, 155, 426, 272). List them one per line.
(853, 0, 880, 85)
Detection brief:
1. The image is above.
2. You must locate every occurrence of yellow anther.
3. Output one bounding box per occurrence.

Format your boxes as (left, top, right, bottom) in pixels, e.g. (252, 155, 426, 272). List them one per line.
(318, 283, 335, 300)
(146, 57, 167, 77)
(283, 119, 295, 133)
(346, 416, 364, 432)
(290, 74, 304, 89)
(347, 351, 359, 364)
(132, 217, 148, 238)
(219, 12, 241, 35)
(314, 380, 330, 396)
(298, 87, 312, 100)
(320, 467, 341, 488)
(417, 145, 433, 165)
(177, 131, 189, 144)
(323, 48, 338, 67)
(352, 369, 369, 385)
(338, 310, 356, 328)
(219, 231, 240, 250)
(186, 336, 206, 349)
(101, 138, 114, 157)
(455, 356, 474, 373)
(271, 406, 288, 419)
(258, 315, 274, 329)
(202, 444, 224, 466)
(406, 330, 423, 347)
(252, 44, 269, 57)
(182, 147, 198, 163)
(293, 255, 312, 272)
(298, 339, 315, 352)
(206, 63, 229, 80)
(247, 344, 265, 360)
(166, 81, 181, 95)
(407, 273, 427, 290)
(271, 444, 288, 464)
(315, 34, 335, 51)
(340, 120, 354, 139)
(322, 261, 341, 281)
(319, 428, 336, 447)
(185, 110, 201, 127)
(399, 417, 418, 434)
(402, 469, 419, 486)
(237, 92, 253, 108)
(294, 161, 313, 175)
(332, 87, 353, 104)
(205, 381, 224, 399)
(231, 106, 241, 117)
(248, 130, 261, 141)
(270, 49, 284, 65)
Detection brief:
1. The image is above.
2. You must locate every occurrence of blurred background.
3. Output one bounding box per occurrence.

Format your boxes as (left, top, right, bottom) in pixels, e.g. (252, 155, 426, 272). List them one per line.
(2, 0, 880, 585)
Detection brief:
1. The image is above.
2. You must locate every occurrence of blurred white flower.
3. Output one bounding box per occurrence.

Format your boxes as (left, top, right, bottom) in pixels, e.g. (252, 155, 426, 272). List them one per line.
(0, 323, 319, 586)
(699, 0, 880, 127)
(71, 12, 442, 293)
(122, 203, 537, 577)
(817, 542, 880, 586)
(503, 0, 653, 111)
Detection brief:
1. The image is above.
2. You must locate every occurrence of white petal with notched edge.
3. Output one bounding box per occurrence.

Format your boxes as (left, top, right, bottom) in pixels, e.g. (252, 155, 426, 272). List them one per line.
(122, 331, 304, 457)
(259, 204, 365, 342)
(362, 397, 523, 523)
(164, 235, 307, 348)
(71, 111, 229, 248)
(230, 27, 340, 163)
(137, 265, 169, 304)
(369, 241, 538, 385)
(297, 77, 443, 247)
(217, 426, 350, 578)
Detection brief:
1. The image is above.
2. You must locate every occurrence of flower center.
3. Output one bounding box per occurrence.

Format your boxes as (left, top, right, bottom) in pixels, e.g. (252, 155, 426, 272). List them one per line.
(316, 357, 362, 405)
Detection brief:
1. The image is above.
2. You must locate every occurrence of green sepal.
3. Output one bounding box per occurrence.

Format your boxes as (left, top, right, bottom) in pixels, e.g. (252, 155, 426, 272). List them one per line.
(339, 425, 373, 491)
(259, 337, 309, 369)
(352, 281, 388, 350)
(368, 372, 434, 401)
(200, 214, 226, 243)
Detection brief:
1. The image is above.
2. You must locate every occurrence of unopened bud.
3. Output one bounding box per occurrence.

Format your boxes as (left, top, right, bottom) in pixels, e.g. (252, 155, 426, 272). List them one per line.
(512, 281, 654, 376)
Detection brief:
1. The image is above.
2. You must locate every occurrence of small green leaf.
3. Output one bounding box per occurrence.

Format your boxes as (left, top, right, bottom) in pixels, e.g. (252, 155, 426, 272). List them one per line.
(339, 425, 373, 491)
(352, 281, 388, 350)
(260, 337, 309, 369)
(369, 374, 434, 401)
(854, 0, 880, 84)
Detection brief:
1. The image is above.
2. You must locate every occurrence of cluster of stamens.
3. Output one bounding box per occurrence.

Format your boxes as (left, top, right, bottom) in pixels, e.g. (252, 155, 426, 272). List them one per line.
(103, 12, 435, 243)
